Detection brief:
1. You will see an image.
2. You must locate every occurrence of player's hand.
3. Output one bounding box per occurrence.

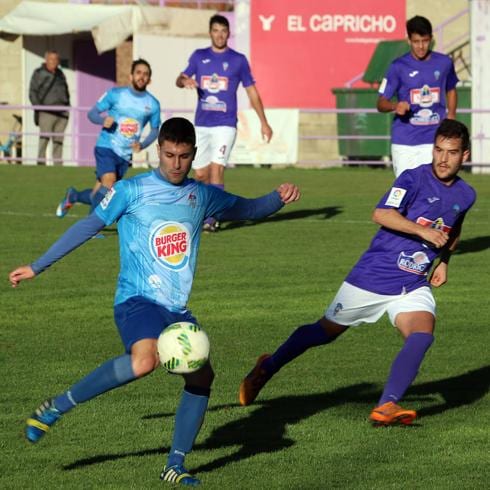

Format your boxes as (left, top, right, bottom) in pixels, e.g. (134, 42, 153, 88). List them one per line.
(277, 183, 300, 204)
(132, 141, 142, 153)
(395, 101, 410, 116)
(430, 262, 448, 288)
(9, 265, 35, 288)
(419, 227, 449, 248)
(261, 123, 273, 143)
(103, 116, 115, 129)
(182, 76, 198, 90)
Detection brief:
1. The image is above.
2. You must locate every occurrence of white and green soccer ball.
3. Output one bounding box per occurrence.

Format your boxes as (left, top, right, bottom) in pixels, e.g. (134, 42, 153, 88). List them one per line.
(157, 322, 210, 374)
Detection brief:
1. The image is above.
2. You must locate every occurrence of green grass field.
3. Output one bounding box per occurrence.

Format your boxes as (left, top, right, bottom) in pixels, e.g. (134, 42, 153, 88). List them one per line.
(1, 165, 489, 489)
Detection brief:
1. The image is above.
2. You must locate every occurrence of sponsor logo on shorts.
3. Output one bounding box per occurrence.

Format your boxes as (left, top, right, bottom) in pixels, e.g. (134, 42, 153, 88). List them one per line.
(100, 187, 116, 210)
(118, 118, 140, 138)
(397, 251, 430, 275)
(333, 302, 343, 316)
(149, 222, 191, 271)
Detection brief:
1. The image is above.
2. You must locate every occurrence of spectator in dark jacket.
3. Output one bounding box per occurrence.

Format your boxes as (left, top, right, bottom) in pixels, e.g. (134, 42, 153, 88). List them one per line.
(29, 50, 70, 165)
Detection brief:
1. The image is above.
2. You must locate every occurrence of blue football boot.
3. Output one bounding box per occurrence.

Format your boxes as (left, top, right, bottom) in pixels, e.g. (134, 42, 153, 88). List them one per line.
(25, 399, 62, 443)
(160, 465, 200, 486)
(56, 187, 75, 218)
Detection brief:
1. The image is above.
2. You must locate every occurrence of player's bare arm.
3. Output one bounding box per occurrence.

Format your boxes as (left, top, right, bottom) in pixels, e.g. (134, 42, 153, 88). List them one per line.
(176, 73, 198, 89)
(376, 96, 410, 116)
(372, 208, 449, 248)
(9, 265, 35, 287)
(277, 183, 300, 204)
(245, 85, 273, 142)
(446, 88, 458, 119)
(103, 116, 114, 129)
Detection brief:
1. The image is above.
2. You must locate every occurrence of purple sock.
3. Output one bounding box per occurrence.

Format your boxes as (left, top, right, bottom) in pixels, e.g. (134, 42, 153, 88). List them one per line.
(378, 332, 434, 406)
(263, 321, 335, 375)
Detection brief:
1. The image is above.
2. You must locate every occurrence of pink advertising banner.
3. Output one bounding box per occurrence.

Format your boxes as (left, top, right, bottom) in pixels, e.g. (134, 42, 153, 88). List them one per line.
(250, 0, 406, 108)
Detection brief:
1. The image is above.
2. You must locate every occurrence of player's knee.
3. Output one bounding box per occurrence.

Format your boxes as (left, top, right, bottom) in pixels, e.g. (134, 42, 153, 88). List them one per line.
(132, 354, 159, 377)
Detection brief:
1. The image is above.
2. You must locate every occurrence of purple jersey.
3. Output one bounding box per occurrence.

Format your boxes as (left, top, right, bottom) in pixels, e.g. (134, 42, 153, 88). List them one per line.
(183, 47, 255, 128)
(346, 164, 475, 295)
(379, 51, 458, 145)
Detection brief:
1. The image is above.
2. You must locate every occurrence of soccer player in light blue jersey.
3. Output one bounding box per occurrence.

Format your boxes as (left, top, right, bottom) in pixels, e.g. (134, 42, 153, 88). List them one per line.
(176, 14, 273, 231)
(56, 59, 161, 217)
(240, 120, 475, 427)
(9, 117, 299, 486)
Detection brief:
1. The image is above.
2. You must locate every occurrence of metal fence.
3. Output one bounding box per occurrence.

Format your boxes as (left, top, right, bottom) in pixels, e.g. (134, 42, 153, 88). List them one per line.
(1, 103, 489, 167)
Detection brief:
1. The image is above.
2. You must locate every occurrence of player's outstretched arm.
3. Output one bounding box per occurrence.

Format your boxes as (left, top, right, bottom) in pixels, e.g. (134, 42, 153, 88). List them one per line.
(276, 183, 300, 204)
(9, 265, 35, 288)
(217, 183, 300, 223)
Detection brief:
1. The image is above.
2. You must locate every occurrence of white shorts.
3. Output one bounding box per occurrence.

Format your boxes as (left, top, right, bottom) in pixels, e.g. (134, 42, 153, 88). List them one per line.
(192, 126, 237, 170)
(324, 282, 436, 327)
(391, 143, 433, 177)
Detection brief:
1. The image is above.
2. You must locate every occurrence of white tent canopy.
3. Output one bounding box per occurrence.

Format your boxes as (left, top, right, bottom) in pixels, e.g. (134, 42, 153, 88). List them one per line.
(0, 1, 213, 53)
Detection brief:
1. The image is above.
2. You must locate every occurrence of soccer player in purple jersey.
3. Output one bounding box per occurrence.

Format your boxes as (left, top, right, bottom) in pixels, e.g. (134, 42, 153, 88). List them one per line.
(377, 16, 459, 177)
(239, 119, 476, 426)
(176, 14, 273, 231)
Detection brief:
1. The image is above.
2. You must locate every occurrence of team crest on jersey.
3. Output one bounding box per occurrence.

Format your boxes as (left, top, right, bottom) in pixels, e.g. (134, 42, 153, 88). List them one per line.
(188, 193, 197, 208)
(100, 187, 116, 210)
(434, 70, 441, 80)
(223, 62, 229, 71)
(149, 222, 191, 271)
(119, 118, 140, 138)
(416, 216, 452, 233)
(397, 251, 430, 275)
(201, 74, 228, 93)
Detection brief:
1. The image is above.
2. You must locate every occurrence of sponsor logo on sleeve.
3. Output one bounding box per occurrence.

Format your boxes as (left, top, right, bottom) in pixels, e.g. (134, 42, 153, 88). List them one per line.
(379, 78, 387, 94)
(100, 187, 116, 210)
(149, 222, 191, 271)
(385, 187, 407, 207)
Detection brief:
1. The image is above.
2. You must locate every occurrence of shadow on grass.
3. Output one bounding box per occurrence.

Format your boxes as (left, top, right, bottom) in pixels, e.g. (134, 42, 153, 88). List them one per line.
(63, 365, 488, 472)
(220, 206, 342, 232)
(454, 235, 490, 255)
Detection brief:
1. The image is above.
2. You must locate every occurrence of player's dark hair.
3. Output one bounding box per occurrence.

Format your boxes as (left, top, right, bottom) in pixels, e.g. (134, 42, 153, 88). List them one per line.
(435, 119, 470, 152)
(158, 117, 196, 146)
(406, 15, 432, 37)
(131, 58, 152, 78)
(209, 14, 229, 31)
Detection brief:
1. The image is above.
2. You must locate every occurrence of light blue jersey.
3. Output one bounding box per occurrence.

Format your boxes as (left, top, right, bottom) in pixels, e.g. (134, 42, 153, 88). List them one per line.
(95, 170, 237, 312)
(95, 87, 161, 160)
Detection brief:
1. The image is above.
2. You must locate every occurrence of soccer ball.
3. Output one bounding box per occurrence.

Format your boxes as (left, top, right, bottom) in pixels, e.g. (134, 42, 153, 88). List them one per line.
(157, 322, 210, 374)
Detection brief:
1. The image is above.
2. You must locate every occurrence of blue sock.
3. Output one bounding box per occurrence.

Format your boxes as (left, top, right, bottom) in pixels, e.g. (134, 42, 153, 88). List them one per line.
(378, 332, 434, 406)
(75, 189, 92, 205)
(90, 186, 110, 212)
(263, 320, 336, 375)
(53, 354, 136, 413)
(166, 387, 210, 468)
